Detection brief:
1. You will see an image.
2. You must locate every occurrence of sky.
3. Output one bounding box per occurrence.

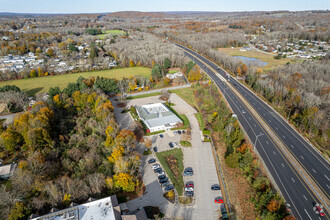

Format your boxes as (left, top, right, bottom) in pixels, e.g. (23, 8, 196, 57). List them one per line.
(0, 0, 329, 14)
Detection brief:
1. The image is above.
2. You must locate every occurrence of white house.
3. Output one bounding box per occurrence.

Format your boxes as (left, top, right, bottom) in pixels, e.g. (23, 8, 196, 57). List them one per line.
(136, 103, 182, 132)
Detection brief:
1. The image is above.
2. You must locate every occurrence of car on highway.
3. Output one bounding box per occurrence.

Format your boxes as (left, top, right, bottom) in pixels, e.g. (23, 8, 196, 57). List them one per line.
(185, 182, 194, 188)
(159, 178, 168, 184)
(152, 164, 160, 169)
(148, 158, 156, 164)
(169, 142, 174, 148)
(165, 185, 174, 192)
(159, 134, 163, 138)
(158, 175, 166, 180)
(211, 184, 221, 190)
(154, 168, 162, 173)
(215, 197, 224, 204)
(157, 171, 165, 176)
(185, 187, 194, 192)
(242, 110, 246, 114)
(153, 146, 158, 152)
(313, 202, 325, 216)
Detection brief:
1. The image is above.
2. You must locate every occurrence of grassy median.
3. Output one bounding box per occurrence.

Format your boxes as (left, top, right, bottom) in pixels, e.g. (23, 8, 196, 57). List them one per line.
(156, 148, 184, 195)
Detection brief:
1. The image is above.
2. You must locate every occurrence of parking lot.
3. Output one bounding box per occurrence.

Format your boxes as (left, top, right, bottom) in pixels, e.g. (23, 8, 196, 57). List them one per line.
(117, 93, 223, 219)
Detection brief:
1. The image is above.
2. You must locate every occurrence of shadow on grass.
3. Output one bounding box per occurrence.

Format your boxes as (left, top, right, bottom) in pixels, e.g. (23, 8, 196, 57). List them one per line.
(24, 87, 44, 96)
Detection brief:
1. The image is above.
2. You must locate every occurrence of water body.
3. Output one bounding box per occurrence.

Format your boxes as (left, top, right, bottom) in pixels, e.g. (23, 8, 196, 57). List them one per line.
(233, 56, 268, 66)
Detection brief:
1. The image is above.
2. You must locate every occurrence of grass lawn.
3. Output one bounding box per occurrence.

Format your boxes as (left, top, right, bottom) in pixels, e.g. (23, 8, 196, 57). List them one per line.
(180, 141, 192, 147)
(218, 47, 301, 71)
(0, 67, 151, 96)
(194, 113, 205, 131)
(168, 70, 178, 74)
(127, 92, 161, 100)
(156, 148, 184, 195)
(171, 87, 199, 111)
(98, 30, 125, 39)
(165, 103, 190, 129)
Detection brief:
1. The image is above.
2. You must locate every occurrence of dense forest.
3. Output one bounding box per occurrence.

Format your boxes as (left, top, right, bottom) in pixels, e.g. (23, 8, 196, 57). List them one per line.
(0, 80, 141, 219)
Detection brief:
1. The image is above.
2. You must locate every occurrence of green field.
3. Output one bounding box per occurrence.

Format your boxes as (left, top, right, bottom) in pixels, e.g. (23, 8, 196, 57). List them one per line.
(127, 92, 161, 100)
(171, 87, 199, 111)
(98, 30, 126, 39)
(156, 148, 184, 195)
(218, 47, 300, 71)
(0, 67, 151, 96)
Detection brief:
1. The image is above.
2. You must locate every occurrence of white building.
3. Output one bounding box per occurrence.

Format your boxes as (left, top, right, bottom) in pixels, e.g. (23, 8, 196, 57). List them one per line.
(136, 103, 182, 132)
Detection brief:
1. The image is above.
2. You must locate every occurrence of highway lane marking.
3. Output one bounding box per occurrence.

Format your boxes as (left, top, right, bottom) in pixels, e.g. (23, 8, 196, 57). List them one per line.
(312, 169, 316, 173)
(303, 194, 308, 201)
(327, 184, 330, 189)
(325, 175, 330, 182)
(301, 155, 304, 160)
(282, 135, 286, 139)
(281, 163, 285, 167)
(263, 113, 265, 116)
(248, 117, 251, 120)
(273, 151, 276, 155)
(290, 145, 294, 148)
(269, 120, 271, 123)
(304, 209, 312, 220)
(266, 141, 269, 144)
(291, 177, 295, 183)
(254, 124, 256, 127)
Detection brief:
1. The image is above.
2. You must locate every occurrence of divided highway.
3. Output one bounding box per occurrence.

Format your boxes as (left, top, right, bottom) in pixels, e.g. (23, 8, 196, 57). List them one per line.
(173, 43, 330, 219)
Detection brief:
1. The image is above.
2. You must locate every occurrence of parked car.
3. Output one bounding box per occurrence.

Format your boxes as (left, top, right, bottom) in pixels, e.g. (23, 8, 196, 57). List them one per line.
(185, 181, 194, 188)
(159, 178, 168, 184)
(178, 130, 182, 135)
(186, 191, 194, 197)
(215, 197, 224, 204)
(165, 185, 174, 192)
(211, 184, 221, 190)
(148, 158, 156, 164)
(169, 142, 174, 148)
(173, 142, 178, 147)
(185, 187, 194, 192)
(183, 167, 194, 176)
(161, 182, 170, 187)
(157, 171, 165, 176)
(153, 146, 158, 152)
(152, 164, 160, 169)
(154, 168, 162, 173)
(220, 204, 228, 220)
(158, 175, 167, 180)
(159, 134, 164, 138)
(182, 130, 185, 134)
(184, 167, 193, 172)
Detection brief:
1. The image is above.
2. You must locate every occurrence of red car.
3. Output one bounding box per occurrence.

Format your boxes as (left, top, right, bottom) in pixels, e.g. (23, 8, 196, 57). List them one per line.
(185, 182, 194, 188)
(313, 202, 325, 217)
(214, 197, 224, 204)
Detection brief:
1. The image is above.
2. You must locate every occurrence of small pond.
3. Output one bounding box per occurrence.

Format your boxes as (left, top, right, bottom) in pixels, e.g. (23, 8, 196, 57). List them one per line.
(233, 56, 268, 66)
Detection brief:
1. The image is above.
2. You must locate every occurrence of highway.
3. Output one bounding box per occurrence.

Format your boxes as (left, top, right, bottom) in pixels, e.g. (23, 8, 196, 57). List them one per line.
(173, 43, 330, 219)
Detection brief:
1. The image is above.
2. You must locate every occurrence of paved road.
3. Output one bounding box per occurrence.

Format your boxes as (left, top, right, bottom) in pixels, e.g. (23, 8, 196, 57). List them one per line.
(127, 84, 191, 97)
(174, 43, 330, 219)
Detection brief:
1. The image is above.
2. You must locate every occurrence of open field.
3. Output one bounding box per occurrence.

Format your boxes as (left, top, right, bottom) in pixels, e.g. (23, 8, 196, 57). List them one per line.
(156, 148, 184, 195)
(171, 87, 199, 111)
(98, 30, 126, 39)
(0, 67, 151, 96)
(218, 47, 300, 71)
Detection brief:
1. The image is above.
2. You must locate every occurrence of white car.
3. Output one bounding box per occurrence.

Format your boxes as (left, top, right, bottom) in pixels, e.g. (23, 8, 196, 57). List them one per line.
(152, 164, 160, 169)
(173, 142, 178, 148)
(185, 187, 194, 192)
(157, 171, 165, 176)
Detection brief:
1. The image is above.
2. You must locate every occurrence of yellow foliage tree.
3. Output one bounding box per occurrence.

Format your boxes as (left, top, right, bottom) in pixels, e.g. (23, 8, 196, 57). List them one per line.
(113, 173, 136, 192)
(129, 60, 135, 67)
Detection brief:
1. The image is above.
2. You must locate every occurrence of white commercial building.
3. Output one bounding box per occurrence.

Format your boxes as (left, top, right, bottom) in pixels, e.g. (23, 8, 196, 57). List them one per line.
(136, 103, 182, 132)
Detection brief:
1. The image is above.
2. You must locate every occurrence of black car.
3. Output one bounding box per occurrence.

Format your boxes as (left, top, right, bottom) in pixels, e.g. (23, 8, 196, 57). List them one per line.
(159, 178, 168, 184)
(158, 175, 166, 180)
(169, 142, 174, 148)
(182, 130, 185, 134)
(178, 130, 182, 135)
(161, 182, 170, 187)
(148, 158, 156, 164)
(165, 185, 174, 192)
(184, 167, 193, 172)
(154, 168, 162, 173)
(186, 191, 194, 197)
(211, 184, 221, 190)
(159, 134, 164, 138)
(183, 171, 194, 176)
(153, 146, 158, 152)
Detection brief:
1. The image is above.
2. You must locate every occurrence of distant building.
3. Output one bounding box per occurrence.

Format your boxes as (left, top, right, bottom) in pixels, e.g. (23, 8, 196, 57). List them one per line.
(0, 163, 17, 180)
(136, 103, 182, 132)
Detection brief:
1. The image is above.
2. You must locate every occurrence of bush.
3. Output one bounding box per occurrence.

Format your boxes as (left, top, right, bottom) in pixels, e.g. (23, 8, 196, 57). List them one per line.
(225, 153, 239, 168)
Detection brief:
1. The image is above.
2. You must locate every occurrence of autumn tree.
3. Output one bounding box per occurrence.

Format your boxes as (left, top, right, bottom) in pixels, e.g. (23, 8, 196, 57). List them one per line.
(236, 66, 242, 76)
(241, 63, 248, 75)
(46, 48, 54, 57)
(188, 66, 201, 82)
(113, 173, 136, 192)
(129, 60, 135, 67)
